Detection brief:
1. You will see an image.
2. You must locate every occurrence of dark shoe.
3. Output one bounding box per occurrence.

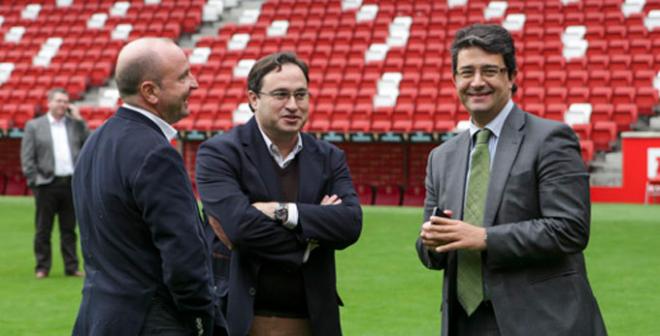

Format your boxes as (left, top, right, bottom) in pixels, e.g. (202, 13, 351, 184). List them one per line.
(66, 270, 84, 277)
(35, 270, 48, 279)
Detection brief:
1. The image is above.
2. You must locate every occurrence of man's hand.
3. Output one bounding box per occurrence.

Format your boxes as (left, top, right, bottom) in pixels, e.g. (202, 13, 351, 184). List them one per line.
(252, 202, 278, 219)
(420, 213, 486, 253)
(68, 104, 83, 120)
(321, 194, 342, 206)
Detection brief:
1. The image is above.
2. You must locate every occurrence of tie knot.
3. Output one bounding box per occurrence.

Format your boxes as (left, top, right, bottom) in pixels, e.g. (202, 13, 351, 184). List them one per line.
(476, 129, 492, 145)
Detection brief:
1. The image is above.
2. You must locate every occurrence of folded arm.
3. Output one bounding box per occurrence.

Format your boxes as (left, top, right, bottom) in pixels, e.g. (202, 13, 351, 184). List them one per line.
(295, 148, 362, 251)
(196, 140, 305, 265)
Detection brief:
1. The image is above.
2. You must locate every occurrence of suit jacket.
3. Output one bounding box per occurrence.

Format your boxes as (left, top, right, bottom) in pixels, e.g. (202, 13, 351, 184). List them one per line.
(196, 117, 362, 336)
(416, 106, 607, 336)
(71, 107, 214, 336)
(21, 113, 89, 187)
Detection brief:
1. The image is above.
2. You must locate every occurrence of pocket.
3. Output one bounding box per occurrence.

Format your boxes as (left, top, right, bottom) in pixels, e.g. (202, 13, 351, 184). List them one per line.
(528, 268, 577, 284)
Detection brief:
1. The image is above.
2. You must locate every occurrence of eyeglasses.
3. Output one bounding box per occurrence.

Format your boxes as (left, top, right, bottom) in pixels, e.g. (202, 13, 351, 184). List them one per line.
(257, 90, 310, 102)
(455, 66, 507, 80)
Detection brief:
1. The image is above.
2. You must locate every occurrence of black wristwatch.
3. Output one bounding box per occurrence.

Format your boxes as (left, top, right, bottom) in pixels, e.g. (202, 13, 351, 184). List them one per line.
(274, 202, 289, 224)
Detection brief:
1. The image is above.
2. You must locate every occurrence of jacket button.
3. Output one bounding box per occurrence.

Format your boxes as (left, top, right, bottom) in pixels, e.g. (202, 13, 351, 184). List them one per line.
(248, 287, 256, 296)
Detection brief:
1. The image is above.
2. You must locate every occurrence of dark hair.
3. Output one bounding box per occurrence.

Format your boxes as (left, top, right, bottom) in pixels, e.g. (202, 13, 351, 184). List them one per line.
(247, 52, 309, 111)
(47, 87, 68, 101)
(451, 24, 518, 93)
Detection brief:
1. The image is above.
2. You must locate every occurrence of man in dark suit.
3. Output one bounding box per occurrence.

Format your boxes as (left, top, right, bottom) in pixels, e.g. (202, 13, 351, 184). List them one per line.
(21, 88, 88, 279)
(416, 24, 607, 336)
(72, 37, 214, 336)
(196, 52, 362, 336)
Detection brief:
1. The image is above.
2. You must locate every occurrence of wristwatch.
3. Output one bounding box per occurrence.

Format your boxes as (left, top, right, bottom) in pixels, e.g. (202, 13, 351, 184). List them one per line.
(274, 202, 289, 225)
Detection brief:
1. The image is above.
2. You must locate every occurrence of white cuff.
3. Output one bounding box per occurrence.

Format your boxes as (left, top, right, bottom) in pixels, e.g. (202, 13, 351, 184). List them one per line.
(283, 203, 298, 229)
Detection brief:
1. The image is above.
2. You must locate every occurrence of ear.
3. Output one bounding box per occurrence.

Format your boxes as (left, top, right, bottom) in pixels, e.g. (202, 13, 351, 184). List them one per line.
(509, 69, 518, 89)
(247, 90, 259, 112)
(140, 81, 159, 105)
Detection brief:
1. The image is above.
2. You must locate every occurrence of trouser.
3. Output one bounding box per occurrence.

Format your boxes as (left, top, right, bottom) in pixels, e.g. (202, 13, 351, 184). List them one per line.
(140, 296, 192, 336)
(454, 301, 500, 336)
(33, 176, 78, 274)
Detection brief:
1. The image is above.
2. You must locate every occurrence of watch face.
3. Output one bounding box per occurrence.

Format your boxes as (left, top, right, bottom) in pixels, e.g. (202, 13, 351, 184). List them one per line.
(275, 204, 288, 222)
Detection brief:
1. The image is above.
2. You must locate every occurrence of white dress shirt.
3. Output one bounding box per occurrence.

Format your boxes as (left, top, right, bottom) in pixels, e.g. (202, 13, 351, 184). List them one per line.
(47, 113, 74, 177)
(256, 121, 303, 227)
(122, 103, 178, 141)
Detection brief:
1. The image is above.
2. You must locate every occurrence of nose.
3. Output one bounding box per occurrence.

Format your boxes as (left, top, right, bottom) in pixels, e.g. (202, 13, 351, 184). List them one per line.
(469, 72, 486, 87)
(189, 74, 199, 90)
(284, 94, 298, 110)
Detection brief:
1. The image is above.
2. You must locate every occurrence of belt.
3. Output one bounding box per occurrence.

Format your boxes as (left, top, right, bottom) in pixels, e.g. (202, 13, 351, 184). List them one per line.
(53, 176, 72, 183)
(249, 315, 312, 336)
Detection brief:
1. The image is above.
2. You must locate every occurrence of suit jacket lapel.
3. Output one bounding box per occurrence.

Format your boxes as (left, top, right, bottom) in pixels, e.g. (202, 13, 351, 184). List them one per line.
(446, 131, 471, 220)
(483, 106, 525, 227)
(297, 135, 324, 203)
(37, 115, 55, 164)
(241, 118, 282, 200)
(38, 115, 53, 144)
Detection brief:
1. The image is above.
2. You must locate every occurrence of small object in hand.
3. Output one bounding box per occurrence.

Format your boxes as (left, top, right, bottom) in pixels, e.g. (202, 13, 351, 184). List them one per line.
(432, 206, 450, 219)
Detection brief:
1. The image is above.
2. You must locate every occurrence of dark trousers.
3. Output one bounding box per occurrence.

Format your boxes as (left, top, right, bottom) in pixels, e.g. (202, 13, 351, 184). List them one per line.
(33, 176, 79, 274)
(453, 301, 501, 336)
(140, 296, 192, 336)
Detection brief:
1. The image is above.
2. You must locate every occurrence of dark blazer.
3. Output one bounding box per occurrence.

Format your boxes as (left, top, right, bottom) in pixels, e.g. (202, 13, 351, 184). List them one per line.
(21, 114, 89, 186)
(72, 107, 214, 335)
(416, 106, 607, 336)
(196, 117, 362, 336)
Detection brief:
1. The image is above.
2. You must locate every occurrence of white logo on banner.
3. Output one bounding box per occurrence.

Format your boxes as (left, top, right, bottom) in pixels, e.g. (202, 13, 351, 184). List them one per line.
(648, 148, 660, 178)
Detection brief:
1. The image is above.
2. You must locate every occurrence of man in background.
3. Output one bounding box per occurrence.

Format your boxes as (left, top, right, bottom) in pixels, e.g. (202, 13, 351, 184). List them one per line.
(196, 52, 362, 336)
(21, 88, 88, 279)
(416, 24, 606, 335)
(72, 37, 214, 335)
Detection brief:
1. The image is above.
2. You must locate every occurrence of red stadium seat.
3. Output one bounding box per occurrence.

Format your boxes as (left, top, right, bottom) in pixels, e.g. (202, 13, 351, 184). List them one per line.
(592, 121, 617, 151)
(572, 124, 592, 141)
(4, 173, 27, 196)
(591, 104, 614, 124)
(635, 88, 658, 115)
(612, 104, 638, 132)
(402, 184, 425, 206)
(580, 140, 594, 165)
(373, 184, 402, 206)
(354, 183, 374, 206)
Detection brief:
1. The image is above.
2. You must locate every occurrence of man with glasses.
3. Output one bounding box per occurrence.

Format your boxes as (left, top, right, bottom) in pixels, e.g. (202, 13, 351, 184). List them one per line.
(416, 24, 606, 335)
(196, 52, 362, 336)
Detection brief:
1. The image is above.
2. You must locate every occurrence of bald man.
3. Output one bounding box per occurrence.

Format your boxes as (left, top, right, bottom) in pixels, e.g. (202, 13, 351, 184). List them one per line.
(72, 38, 215, 336)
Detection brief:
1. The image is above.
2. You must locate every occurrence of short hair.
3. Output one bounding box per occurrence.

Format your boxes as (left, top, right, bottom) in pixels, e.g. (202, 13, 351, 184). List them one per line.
(115, 51, 162, 98)
(47, 87, 68, 101)
(451, 24, 518, 93)
(247, 52, 309, 110)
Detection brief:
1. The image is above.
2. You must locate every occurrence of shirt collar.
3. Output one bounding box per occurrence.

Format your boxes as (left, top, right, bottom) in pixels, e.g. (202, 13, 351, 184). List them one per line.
(468, 99, 514, 140)
(47, 112, 66, 125)
(255, 119, 303, 159)
(122, 103, 178, 141)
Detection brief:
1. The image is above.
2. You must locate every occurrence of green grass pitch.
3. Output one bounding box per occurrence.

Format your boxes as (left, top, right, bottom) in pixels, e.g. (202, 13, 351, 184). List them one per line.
(0, 196, 658, 335)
